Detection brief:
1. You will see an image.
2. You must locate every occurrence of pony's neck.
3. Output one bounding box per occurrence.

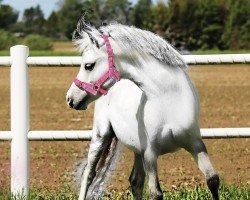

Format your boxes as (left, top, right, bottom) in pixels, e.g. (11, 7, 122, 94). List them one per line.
(116, 53, 183, 99)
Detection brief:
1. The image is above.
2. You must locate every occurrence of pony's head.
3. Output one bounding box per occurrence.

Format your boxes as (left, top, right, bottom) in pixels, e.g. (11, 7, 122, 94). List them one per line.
(66, 17, 187, 110)
(66, 19, 119, 110)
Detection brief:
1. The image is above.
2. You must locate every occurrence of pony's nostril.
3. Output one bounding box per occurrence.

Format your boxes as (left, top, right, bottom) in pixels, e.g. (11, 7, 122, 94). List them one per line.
(68, 99, 74, 108)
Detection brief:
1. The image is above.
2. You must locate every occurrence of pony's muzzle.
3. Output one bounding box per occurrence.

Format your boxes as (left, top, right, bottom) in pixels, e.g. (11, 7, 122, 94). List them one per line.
(66, 93, 87, 110)
(67, 97, 81, 110)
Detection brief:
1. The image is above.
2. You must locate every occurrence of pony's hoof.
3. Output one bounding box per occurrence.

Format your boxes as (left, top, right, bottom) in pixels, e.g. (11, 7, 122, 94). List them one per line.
(207, 174, 220, 200)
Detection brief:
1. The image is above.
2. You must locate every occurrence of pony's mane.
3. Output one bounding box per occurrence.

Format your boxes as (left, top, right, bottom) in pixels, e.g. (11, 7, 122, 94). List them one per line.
(99, 24, 187, 68)
(73, 19, 187, 69)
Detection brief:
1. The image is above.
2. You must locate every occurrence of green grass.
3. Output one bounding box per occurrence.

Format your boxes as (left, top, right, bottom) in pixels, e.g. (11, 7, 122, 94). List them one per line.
(194, 49, 250, 55)
(0, 51, 81, 56)
(0, 184, 249, 200)
(0, 188, 77, 200)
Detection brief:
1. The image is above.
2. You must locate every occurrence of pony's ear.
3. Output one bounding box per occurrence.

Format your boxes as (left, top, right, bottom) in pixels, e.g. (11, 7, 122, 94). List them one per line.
(72, 17, 104, 51)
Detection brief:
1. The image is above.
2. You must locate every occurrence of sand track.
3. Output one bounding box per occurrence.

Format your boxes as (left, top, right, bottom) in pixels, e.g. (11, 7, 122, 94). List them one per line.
(0, 65, 249, 191)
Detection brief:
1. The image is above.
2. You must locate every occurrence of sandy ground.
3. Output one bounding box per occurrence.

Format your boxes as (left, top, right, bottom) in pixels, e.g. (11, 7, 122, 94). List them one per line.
(0, 65, 249, 192)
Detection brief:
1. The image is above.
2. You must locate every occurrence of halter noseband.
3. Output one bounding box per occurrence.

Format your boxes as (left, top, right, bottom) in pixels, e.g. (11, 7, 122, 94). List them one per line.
(73, 35, 120, 96)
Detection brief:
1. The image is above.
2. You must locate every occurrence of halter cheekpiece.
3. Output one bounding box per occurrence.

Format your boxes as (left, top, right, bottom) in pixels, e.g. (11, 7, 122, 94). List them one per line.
(73, 35, 120, 96)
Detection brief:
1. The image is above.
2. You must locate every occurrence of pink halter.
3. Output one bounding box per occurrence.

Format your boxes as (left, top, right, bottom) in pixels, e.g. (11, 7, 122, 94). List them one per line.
(73, 35, 121, 96)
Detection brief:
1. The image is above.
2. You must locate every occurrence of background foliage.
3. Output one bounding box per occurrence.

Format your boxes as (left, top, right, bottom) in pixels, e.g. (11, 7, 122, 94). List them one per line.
(0, 0, 249, 51)
(0, 30, 18, 50)
(22, 34, 53, 50)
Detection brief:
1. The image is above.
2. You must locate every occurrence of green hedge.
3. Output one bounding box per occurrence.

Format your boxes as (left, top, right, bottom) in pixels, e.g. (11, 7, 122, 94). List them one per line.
(0, 29, 18, 50)
(0, 31, 53, 51)
(22, 34, 53, 51)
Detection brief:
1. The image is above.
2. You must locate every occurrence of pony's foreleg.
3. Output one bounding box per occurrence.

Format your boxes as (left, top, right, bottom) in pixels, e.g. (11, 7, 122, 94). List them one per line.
(78, 129, 112, 200)
(143, 149, 163, 200)
(186, 139, 220, 200)
(129, 153, 145, 200)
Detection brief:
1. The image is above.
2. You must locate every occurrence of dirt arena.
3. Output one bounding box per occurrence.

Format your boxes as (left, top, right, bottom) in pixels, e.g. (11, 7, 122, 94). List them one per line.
(0, 65, 249, 192)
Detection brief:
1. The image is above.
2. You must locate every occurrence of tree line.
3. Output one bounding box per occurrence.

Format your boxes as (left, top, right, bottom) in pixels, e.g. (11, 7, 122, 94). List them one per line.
(0, 0, 249, 51)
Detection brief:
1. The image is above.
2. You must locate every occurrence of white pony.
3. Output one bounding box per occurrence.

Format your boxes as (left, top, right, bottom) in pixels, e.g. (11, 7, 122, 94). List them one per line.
(66, 19, 220, 200)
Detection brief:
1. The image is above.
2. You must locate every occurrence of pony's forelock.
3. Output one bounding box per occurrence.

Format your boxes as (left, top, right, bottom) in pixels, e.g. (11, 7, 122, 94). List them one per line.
(72, 16, 98, 52)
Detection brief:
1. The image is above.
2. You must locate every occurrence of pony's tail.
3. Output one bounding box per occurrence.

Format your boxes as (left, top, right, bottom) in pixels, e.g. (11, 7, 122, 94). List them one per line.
(84, 136, 121, 198)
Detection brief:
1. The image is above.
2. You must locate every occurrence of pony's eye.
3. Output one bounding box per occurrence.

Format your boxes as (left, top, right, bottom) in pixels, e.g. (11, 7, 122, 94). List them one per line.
(85, 63, 95, 71)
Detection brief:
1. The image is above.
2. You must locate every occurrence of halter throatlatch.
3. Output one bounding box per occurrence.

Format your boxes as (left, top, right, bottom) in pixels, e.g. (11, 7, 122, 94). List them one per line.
(73, 35, 120, 95)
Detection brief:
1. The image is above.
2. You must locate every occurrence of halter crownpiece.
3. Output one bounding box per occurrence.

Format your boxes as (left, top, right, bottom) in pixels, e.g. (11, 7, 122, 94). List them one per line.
(73, 35, 121, 96)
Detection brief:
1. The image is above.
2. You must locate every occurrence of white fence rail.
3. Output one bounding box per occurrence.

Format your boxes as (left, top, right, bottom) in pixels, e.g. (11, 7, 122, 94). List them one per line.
(0, 45, 250, 197)
(1, 53, 250, 66)
(0, 130, 92, 141)
(1, 128, 250, 141)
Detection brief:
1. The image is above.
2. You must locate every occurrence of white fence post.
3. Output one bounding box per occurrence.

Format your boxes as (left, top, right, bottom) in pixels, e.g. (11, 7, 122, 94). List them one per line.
(10, 45, 30, 197)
